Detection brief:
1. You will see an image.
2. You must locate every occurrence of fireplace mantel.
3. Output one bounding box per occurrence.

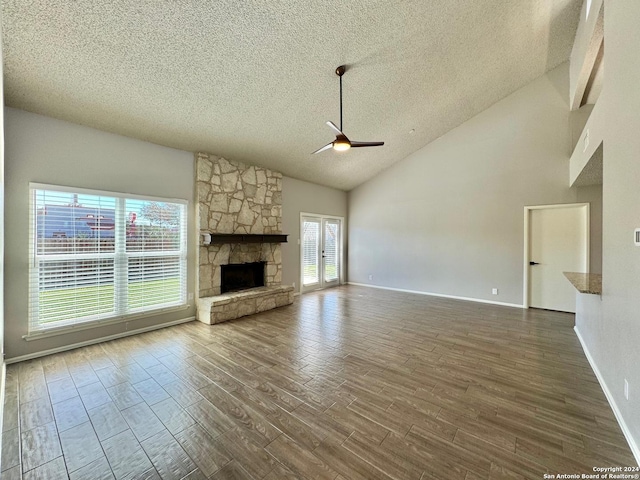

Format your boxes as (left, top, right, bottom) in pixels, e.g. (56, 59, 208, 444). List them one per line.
(203, 233, 288, 245)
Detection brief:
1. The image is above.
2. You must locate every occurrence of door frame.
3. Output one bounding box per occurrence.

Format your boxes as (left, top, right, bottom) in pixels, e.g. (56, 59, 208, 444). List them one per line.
(299, 212, 345, 293)
(522, 203, 590, 309)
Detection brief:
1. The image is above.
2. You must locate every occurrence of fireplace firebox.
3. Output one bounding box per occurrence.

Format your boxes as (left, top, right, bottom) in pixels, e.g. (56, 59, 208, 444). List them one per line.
(220, 262, 265, 293)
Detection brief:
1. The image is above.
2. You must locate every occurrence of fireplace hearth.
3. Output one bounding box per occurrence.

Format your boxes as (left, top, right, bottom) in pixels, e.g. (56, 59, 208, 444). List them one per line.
(221, 262, 265, 293)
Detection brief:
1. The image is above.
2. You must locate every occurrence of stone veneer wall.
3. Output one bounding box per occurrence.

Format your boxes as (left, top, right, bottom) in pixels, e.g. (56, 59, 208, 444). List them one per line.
(196, 153, 283, 298)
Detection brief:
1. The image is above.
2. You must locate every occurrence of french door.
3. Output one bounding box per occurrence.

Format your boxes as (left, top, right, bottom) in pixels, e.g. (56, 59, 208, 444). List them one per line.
(301, 215, 342, 292)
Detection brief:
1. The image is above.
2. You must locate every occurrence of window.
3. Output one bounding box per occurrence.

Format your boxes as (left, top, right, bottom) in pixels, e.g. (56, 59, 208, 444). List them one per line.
(29, 184, 187, 334)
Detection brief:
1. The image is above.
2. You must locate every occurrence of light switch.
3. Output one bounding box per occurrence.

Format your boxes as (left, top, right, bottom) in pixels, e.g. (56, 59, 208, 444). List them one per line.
(583, 129, 590, 152)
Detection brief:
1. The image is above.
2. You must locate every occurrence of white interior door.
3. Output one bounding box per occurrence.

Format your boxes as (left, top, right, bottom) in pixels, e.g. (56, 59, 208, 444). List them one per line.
(301, 215, 342, 292)
(528, 204, 589, 313)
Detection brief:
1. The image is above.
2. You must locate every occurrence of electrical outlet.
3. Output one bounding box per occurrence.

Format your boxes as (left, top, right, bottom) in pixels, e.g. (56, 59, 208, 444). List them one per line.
(624, 379, 629, 400)
(188, 292, 194, 301)
(368, 274, 373, 281)
(292, 282, 295, 289)
(492, 288, 498, 295)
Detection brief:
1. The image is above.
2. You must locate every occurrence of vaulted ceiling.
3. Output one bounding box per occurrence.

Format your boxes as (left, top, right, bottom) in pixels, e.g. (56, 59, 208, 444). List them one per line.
(2, 0, 582, 190)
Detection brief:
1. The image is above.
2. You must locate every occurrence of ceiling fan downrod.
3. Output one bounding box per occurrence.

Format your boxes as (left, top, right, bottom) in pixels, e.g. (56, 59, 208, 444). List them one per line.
(336, 65, 346, 132)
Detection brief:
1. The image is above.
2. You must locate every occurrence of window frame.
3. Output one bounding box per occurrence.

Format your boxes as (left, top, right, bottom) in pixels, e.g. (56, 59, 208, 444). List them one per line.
(28, 183, 189, 337)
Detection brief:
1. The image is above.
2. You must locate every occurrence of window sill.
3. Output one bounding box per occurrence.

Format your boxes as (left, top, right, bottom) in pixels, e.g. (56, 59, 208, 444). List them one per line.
(23, 304, 191, 341)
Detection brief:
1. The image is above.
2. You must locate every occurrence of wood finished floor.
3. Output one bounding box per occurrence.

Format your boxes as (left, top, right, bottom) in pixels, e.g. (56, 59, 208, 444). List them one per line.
(1, 285, 636, 480)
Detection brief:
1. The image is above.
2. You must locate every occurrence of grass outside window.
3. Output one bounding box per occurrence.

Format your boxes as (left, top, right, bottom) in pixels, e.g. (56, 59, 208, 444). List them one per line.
(38, 277, 182, 325)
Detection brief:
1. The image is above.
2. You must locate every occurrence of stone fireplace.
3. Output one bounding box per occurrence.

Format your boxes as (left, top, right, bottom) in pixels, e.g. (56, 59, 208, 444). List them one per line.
(196, 153, 294, 324)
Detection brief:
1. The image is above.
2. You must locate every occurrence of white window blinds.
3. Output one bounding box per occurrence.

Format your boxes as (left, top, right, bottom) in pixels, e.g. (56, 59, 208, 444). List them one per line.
(323, 220, 339, 282)
(302, 220, 320, 286)
(29, 184, 187, 333)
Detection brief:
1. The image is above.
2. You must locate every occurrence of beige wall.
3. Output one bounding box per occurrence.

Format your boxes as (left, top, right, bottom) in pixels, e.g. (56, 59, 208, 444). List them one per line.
(570, 100, 605, 185)
(570, 104, 595, 152)
(576, 184, 602, 274)
(281, 176, 348, 294)
(579, 0, 640, 458)
(4, 108, 196, 360)
(0, 7, 6, 439)
(348, 63, 586, 306)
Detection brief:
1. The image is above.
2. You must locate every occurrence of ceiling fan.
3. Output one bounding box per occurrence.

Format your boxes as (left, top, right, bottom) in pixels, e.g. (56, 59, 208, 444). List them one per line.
(312, 65, 384, 154)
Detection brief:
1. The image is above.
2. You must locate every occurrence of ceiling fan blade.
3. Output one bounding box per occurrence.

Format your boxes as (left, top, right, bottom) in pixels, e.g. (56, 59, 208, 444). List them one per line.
(326, 121, 343, 135)
(350, 141, 385, 148)
(311, 142, 334, 154)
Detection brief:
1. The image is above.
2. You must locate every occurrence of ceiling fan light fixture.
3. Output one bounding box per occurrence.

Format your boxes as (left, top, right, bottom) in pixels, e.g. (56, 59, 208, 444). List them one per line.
(333, 139, 351, 151)
(312, 65, 384, 155)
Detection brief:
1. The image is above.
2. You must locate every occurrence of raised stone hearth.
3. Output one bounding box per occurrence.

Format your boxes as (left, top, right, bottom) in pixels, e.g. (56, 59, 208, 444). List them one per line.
(196, 152, 294, 324)
(197, 285, 294, 325)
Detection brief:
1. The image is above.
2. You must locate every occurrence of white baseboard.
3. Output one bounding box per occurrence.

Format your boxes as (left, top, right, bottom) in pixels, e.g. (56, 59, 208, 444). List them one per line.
(574, 326, 640, 465)
(347, 282, 524, 309)
(6, 316, 195, 364)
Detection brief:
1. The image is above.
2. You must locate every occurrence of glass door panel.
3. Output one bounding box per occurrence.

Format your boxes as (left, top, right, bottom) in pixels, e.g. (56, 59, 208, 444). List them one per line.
(302, 217, 321, 288)
(323, 219, 340, 284)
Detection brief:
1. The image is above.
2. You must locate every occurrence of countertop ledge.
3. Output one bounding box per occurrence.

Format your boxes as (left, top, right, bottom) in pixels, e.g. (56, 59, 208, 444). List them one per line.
(563, 272, 602, 295)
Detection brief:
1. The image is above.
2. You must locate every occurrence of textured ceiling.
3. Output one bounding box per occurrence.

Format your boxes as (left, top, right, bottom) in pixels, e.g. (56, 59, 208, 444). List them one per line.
(2, 0, 582, 190)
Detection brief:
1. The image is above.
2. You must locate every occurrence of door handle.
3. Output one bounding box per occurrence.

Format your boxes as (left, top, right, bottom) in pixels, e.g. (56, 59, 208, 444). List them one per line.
(529, 261, 540, 266)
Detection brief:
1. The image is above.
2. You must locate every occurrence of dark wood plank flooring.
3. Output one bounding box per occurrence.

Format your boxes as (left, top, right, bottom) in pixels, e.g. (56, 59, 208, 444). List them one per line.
(1, 285, 636, 479)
